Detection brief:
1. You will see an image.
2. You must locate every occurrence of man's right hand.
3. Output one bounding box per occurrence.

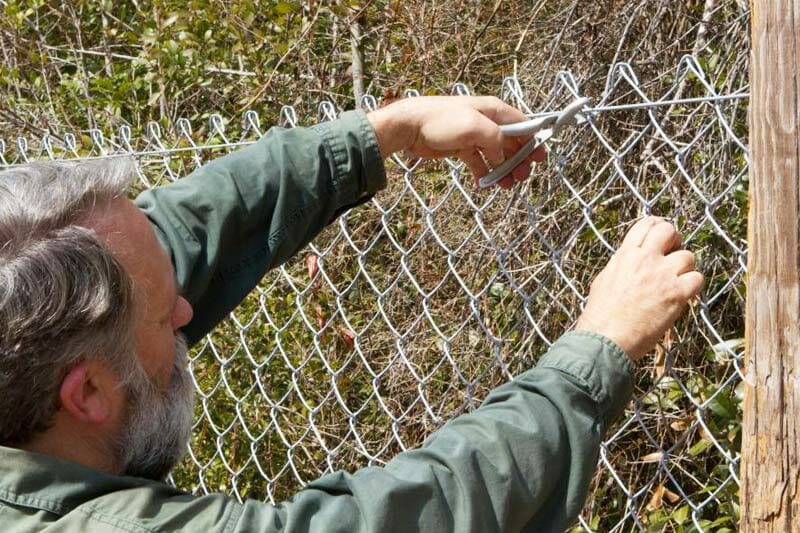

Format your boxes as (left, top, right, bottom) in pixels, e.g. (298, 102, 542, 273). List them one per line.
(366, 96, 546, 189)
(575, 217, 704, 361)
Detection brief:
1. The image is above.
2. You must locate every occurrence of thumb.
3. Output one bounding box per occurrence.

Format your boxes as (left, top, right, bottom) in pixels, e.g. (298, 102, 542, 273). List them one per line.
(463, 113, 505, 167)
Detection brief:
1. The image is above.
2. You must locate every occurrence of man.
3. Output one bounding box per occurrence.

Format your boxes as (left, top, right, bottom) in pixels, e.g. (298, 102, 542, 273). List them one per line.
(0, 96, 702, 532)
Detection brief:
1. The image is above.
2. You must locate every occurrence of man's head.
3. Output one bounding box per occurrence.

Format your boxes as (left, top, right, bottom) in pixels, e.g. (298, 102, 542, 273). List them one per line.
(0, 159, 195, 479)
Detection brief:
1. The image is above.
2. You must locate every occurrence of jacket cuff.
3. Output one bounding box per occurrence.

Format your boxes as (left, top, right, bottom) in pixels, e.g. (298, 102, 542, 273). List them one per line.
(537, 331, 635, 427)
(311, 109, 387, 203)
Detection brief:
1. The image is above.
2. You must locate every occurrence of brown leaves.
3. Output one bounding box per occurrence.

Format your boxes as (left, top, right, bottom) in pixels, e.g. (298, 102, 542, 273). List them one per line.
(313, 303, 325, 330)
(305, 253, 319, 279)
(639, 451, 664, 463)
(305, 254, 355, 351)
(305, 253, 321, 295)
(669, 416, 693, 432)
(653, 327, 675, 379)
(646, 483, 681, 511)
(340, 327, 356, 350)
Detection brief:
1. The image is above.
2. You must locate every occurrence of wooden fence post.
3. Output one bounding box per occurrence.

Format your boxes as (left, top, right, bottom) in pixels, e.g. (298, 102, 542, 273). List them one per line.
(740, 1, 800, 530)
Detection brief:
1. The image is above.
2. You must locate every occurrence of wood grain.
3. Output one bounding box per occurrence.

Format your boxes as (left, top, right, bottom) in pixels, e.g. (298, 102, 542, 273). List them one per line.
(741, 1, 800, 530)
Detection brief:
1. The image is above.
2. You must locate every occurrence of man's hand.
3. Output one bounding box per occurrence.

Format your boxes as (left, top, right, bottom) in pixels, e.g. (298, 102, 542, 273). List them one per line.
(367, 96, 546, 189)
(575, 217, 704, 361)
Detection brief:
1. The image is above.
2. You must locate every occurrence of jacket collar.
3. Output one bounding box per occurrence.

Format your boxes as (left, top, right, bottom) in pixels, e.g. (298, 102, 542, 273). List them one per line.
(0, 445, 181, 515)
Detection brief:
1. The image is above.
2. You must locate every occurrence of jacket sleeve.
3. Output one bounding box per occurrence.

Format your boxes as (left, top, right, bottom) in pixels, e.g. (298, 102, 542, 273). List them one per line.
(134, 110, 387, 345)
(226, 331, 634, 533)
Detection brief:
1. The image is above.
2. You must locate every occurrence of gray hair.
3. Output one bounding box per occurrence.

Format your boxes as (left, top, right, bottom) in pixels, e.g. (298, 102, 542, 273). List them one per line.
(0, 158, 136, 445)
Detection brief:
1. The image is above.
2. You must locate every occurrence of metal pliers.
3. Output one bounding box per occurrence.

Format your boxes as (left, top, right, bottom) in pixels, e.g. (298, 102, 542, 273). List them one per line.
(478, 97, 592, 188)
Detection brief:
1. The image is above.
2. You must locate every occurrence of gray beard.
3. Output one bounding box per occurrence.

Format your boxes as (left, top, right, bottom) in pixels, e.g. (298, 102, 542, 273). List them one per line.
(116, 333, 195, 481)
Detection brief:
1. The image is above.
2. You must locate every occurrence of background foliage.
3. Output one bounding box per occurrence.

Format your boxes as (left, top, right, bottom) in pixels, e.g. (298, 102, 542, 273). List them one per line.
(2, 1, 748, 136)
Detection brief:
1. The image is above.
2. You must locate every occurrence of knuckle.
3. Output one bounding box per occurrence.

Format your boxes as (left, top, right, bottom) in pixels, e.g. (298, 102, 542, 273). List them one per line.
(656, 219, 676, 232)
(673, 249, 693, 265)
(459, 116, 486, 143)
(482, 95, 504, 108)
(666, 289, 685, 307)
(464, 114, 482, 131)
(632, 216, 659, 233)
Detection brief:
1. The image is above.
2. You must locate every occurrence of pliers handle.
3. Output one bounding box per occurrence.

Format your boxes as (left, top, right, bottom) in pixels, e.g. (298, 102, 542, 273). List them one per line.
(478, 97, 591, 189)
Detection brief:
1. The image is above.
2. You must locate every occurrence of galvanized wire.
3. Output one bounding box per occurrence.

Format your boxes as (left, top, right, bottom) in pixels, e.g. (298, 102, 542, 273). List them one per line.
(1, 55, 747, 532)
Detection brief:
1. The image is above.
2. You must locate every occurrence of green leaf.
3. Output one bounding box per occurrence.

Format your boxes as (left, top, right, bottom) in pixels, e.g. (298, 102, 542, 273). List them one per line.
(689, 438, 713, 457)
(275, 2, 298, 15)
(673, 504, 690, 525)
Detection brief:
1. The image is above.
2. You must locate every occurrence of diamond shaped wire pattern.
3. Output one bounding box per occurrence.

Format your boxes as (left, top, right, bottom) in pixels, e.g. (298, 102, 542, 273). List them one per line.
(1, 58, 748, 531)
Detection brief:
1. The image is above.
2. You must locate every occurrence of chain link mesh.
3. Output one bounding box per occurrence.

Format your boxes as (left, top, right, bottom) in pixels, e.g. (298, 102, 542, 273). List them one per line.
(1, 55, 748, 531)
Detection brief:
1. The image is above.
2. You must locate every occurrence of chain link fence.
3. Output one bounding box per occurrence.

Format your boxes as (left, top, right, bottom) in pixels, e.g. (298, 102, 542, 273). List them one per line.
(1, 55, 748, 531)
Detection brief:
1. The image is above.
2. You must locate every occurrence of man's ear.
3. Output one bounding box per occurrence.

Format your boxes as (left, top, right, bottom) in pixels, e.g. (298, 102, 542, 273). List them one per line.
(59, 361, 118, 424)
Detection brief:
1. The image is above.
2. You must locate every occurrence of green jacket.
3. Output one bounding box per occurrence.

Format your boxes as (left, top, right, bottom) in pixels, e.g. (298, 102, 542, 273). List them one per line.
(0, 110, 634, 532)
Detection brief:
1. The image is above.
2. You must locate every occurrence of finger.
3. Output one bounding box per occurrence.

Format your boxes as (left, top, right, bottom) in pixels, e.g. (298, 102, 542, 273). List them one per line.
(620, 216, 664, 249)
(497, 174, 516, 189)
(466, 114, 505, 166)
(505, 137, 538, 183)
(641, 220, 681, 255)
(472, 95, 528, 124)
(664, 249, 696, 275)
(677, 270, 704, 300)
(503, 135, 528, 157)
(459, 149, 490, 182)
(511, 162, 531, 182)
(528, 144, 547, 163)
(485, 160, 529, 188)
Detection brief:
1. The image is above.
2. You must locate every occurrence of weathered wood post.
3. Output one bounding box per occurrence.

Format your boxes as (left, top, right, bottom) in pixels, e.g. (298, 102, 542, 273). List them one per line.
(740, 1, 800, 530)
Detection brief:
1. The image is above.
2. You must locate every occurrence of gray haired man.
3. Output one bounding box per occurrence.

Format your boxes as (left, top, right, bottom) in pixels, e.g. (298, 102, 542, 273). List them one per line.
(0, 96, 701, 532)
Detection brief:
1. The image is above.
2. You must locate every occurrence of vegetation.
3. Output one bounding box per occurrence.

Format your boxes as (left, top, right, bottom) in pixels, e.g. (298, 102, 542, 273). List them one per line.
(2, 1, 750, 530)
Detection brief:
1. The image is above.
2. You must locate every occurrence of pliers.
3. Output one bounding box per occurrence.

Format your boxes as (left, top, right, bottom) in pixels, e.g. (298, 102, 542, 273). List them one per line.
(478, 97, 592, 189)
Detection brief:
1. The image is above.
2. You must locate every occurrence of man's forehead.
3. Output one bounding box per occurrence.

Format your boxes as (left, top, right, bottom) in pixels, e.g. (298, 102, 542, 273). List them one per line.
(84, 198, 150, 247)
(84, 198, 174, 297)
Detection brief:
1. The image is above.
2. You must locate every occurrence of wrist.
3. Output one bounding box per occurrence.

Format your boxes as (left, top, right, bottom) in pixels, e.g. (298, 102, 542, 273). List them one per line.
(366, 100, 418, 158)
(574, 316, 642, 362)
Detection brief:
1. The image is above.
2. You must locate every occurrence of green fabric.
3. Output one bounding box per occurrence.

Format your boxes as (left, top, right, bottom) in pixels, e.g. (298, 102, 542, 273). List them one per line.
(268, 332, 635, 533)
(135, 109, 386, 344)
(0, 333, 632, 533)
(0, 109, 636, 532)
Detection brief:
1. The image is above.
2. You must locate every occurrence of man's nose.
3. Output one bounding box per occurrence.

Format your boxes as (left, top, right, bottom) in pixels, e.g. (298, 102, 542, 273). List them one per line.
(173, 296, 194, 330)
